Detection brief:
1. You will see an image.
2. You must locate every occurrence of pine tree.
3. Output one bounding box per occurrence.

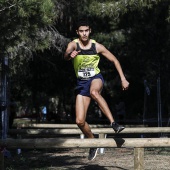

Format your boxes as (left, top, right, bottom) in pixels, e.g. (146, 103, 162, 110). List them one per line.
(0, 0, 69, 56)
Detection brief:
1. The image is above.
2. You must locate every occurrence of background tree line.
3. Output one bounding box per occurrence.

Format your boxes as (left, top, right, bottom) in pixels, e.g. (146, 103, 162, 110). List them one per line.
(0, 0, 169, 124)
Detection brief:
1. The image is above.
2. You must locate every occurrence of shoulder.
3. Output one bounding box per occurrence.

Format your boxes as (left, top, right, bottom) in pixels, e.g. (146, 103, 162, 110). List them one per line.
(67, 39, 77, 49)
(90, 39, 104, 48)
(95, 42, 107, 53)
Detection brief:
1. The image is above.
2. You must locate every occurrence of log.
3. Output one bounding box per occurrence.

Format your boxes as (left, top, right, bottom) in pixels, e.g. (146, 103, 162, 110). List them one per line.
(15, 123, 111, 128)
(0, 138, 170, 149)
(6, 127, 170, 135)
(14, 123, 148, 128)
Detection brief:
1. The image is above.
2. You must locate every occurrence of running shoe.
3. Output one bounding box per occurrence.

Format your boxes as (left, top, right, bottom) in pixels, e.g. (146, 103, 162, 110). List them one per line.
(88, 148, 99, 160)
(111, 122, 125, 133)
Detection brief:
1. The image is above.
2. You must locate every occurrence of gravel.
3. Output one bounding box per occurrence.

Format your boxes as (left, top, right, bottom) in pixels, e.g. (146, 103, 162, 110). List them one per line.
(4, 147, 170, 170)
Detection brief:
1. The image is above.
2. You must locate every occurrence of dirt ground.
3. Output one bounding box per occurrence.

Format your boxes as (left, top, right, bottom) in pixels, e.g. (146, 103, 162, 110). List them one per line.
(4, 147, 170, 170)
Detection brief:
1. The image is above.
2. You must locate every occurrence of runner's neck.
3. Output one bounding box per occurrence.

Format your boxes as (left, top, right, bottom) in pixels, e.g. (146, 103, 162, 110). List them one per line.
(78, 39, 91, 49)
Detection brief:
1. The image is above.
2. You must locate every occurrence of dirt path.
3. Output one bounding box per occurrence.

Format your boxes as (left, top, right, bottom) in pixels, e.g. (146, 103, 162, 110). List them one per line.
(4, 148, 170, 170)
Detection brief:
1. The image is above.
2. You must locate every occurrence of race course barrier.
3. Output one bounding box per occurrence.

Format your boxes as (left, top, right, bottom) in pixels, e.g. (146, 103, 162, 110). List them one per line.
(14, 123, 147, 128)
(6, 127, 170, 135)
(0, 137, 170, 148)
(1, 126, 170, 170)
(0, 137, 170, 170)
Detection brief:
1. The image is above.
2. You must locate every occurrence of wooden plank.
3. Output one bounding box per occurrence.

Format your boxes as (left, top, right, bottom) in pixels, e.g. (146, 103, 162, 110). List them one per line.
(13, 123, 148, 128)
(6, 127, 170, 135)
(15, 123, 111, 128)
(0, 138, 170, 149)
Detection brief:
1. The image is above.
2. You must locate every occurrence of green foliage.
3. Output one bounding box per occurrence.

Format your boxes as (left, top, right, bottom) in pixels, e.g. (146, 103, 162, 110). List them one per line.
(88, 0, 164, 20)
(61, 0, 170, 117)
(0, 0, 70, 108)
(93, 30, 125, 49)
(0, 0, 57, 53)
(1, 0, 169, 120)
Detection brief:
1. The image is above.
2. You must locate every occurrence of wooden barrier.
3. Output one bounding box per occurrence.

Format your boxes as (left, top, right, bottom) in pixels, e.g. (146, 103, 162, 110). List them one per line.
(1, 137, 170, 170)
(1, 126, 170, 170)
(6, 127, 170, 135)
(0, 137, 170, 148)
(13, 123, 147, 128)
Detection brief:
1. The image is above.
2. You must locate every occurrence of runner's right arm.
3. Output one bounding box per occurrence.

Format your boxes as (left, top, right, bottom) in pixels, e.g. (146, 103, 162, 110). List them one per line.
(64, 41, 79, 60)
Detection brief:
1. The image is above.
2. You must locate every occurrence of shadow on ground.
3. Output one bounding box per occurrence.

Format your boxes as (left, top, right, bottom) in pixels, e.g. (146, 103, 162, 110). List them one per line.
(4, 148, 129, 170)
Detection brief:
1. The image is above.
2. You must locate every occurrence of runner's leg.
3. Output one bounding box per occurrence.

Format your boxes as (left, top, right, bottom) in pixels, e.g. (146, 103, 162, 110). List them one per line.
(76, 94, 94, 138)
(90, 78, 114, 124)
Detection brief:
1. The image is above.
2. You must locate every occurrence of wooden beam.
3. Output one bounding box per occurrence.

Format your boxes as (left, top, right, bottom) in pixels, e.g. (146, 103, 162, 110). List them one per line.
(6, 127, 170, 135)
(0, 138, 170, 149)
(14, 123, 111, 128)
(13, 123, 148, 128)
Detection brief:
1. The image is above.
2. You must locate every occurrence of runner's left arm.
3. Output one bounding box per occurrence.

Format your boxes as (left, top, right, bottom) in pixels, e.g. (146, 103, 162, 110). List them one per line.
(96, 43, 129, 90)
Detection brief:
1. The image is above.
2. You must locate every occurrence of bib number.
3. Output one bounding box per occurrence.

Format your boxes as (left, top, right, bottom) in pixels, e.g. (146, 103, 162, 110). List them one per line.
(78, 68, 95, 79)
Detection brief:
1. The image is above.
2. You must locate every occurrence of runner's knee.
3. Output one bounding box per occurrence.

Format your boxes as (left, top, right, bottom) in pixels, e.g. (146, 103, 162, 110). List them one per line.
(90, 89, 100, 100)
(76, 118, 85, 127)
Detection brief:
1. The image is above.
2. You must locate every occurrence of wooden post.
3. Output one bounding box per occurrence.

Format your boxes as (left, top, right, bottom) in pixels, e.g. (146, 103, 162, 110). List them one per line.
(17, 127, 21, 154)
(134, 147, 144, 170)
(99, 133, 107, 154)
(0, 151, 4, 170)
(80, 134, 85, 139)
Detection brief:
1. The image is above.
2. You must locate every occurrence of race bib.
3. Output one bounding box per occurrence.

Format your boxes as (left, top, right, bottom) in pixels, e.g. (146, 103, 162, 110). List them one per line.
(78, 68, 95, 79)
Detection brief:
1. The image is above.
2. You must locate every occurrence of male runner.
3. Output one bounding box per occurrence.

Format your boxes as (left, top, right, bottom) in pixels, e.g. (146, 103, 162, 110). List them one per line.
(64, 19, 129, 160)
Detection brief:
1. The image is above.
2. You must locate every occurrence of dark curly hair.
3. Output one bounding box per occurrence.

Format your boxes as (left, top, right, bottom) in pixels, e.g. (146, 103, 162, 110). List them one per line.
(76, 18, 91, 30)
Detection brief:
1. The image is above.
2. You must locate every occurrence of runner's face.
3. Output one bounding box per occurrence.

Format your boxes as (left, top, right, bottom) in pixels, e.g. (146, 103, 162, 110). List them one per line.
(77, 26, 91, 41)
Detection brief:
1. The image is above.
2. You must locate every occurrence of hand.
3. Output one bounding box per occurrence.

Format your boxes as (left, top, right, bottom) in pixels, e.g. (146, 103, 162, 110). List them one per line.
(70, 50, 81, 58)
(121, 79, 129, 90)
